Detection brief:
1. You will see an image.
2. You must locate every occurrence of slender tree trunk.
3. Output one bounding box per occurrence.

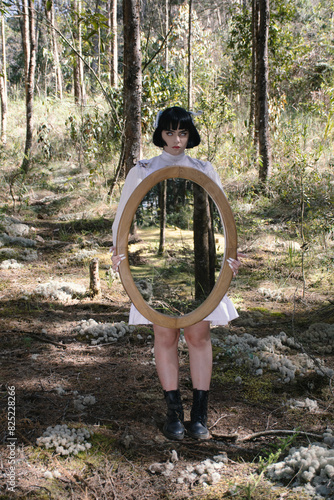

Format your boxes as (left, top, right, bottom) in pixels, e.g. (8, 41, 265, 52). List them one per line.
(165, 0, 169, 71)
(52, 6, 62, 99)
(193, 184, 215, 301)
(0, 14, 7, 145)
(256, 0, 270, 183)
(45, 0, 63, 100)
(78, 0, 85, 103)
(158, 180, 167, 255)
(108, 0, 118, 88)
(249, 0, 257, 140)
(72, 0, 85, 104)
(123, 0, 142, 175)
(21, 0, 36, 173)
(187, 0, 193, 110)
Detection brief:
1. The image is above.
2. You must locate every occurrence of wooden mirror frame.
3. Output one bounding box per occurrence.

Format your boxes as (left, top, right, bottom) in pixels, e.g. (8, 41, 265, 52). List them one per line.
(116, 166, 237, 328)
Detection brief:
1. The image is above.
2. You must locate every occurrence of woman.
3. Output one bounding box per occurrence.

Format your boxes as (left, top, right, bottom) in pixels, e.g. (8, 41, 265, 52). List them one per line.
(112, 106, 242, 441)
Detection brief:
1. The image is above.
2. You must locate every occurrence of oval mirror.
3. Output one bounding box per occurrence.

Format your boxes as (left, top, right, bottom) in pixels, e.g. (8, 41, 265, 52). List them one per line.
(116, 166, 237, 328)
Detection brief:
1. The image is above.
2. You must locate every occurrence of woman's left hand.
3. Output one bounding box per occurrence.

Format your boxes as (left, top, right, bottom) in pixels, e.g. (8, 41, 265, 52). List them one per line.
(110, 246, 126, 271)
(227, 253, 246, 277)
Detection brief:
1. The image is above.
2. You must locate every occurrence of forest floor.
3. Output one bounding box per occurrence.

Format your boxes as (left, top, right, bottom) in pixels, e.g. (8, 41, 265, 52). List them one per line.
(0, 190, 334, 499)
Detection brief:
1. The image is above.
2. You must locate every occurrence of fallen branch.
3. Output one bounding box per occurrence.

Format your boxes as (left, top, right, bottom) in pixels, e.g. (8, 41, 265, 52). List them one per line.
(29, 333, 67, 349)
(211, 429, 323, 443)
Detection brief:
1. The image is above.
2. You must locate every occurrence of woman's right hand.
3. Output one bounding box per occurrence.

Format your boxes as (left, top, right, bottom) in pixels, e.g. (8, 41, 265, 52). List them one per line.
(110, 246, 126, 271)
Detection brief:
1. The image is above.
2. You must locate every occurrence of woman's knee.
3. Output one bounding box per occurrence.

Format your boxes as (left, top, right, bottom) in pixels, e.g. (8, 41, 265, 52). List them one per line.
(184, 322, 211, 349)
(154, 326, 180, 349)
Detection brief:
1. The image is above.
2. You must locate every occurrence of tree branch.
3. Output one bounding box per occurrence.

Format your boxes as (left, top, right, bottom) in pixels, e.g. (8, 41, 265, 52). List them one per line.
(142, 24, 174, 72)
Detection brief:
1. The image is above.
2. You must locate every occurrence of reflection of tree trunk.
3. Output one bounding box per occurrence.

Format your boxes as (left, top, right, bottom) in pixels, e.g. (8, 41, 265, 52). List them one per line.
(193, 184, 215, 301)
(208, 197, 216, 290)
(158, 180, 167, 255)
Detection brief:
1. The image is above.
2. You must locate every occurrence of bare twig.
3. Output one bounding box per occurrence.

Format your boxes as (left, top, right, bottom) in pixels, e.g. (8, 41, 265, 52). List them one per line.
(29, 333, 67, 349)
(211, 429, 323, 443)
(142, 24, 174, 72)
(208, 413, 232, 430)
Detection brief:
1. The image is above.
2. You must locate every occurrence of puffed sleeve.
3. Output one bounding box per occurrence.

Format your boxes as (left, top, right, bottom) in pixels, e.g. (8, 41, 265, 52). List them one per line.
(112, 166, 146, 247)
(203, 161, 224, 191)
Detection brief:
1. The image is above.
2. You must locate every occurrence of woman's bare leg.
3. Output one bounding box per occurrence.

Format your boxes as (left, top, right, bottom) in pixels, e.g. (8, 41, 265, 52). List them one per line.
(184, 321, 212, 390)
(153, 325, 180, 391)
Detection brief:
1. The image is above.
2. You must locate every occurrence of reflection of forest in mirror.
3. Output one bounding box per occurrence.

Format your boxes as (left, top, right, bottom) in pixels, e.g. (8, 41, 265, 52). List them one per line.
(128, 179, 225, 316)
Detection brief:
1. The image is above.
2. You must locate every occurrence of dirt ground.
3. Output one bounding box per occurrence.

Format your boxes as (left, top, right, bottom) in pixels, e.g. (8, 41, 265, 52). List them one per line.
(0, 217, 333, 499)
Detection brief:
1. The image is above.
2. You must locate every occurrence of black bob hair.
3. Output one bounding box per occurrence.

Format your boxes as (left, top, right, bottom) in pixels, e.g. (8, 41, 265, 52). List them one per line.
(153, 106, 201, 149)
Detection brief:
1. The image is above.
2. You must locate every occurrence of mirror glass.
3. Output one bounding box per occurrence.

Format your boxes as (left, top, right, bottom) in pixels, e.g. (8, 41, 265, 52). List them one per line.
(127, 179, 226, 317)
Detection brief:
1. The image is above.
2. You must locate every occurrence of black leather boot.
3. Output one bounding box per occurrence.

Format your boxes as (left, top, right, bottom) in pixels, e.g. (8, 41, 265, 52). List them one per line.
(163, 390, 185, 440)
(188, 389, 210, 440)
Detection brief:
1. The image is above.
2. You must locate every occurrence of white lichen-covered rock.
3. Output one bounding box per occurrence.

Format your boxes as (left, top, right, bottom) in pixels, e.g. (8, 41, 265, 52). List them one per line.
(0, 259, 24, 269)
(258, 287, 285, 302)
(287, 398, 319, 412)
(69, 249, 98, 263)
(0, 233, 36, 248)
(72, 392, 96, 412)
(212, 331, 333, 383)
(4, 223, 30, 237)
(36, 424, 92, 456)
(72, 318, 135, 345)
(135, 279, 153, 302)
(148, 454, 228, 486)
(266, 428, 334, 498)
(28, 280, 86, 301)
(301, 323, 334, 354)
(20, 249, 38, 262)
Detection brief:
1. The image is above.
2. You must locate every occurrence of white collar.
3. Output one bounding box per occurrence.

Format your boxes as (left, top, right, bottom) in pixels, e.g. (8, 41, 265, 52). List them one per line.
(160, 150, 187, 163)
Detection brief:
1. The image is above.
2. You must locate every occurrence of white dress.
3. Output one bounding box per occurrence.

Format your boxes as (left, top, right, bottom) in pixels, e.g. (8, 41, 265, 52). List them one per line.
(112, 150, 239, 326)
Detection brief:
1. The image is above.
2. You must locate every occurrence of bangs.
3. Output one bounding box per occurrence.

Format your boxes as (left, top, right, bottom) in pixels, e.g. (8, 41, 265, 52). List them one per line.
(159, 108, 194, 132)
(153, 106, 201, 149)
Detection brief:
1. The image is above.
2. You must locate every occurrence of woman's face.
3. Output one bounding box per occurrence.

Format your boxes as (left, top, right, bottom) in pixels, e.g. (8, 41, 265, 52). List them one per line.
(161, 126, 189, 156)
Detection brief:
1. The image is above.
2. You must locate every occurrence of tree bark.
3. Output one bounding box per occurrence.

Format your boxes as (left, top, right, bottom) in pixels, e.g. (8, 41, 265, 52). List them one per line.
(158, 180, 167, 255)
(165, 0, 169, 71)
(249, 0, 257, 140)
(45, 0, 63, 100)
(72, 0, 85, 104)
(89, 258, 101, 297)
(193, 184, 215, 301)
(187, 0, 193, 110)
(256, 0, 271, 184)
(108, 0, 118, 88)
(123, 0, 142, 175)
(0, 14, 7, 145)
(21, 0, 36, 173)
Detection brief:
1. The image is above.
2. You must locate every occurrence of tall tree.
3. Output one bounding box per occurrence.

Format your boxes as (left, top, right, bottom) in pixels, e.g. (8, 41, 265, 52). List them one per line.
(123, 0, 142, 174)
(45, 0, 63, 99)
(255, 0, 270, 183)
(0, 13, 7, 145)
(21, 0, 37, 173)
(108, 0, 118, 88)
(72, 0, 85, 104)
(187, 0, 193, 109)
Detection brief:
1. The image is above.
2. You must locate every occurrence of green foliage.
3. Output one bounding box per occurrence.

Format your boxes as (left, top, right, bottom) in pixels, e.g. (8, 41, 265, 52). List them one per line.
(270, 118, 334, 237)
(196, 85, 235, 162)
(142, 65, 187, 134)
